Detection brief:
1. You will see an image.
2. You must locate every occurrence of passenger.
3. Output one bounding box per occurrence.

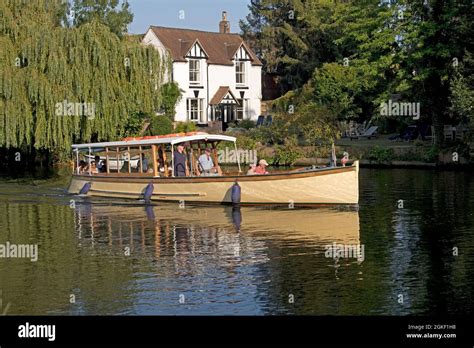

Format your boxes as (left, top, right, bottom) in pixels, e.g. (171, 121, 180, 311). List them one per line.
(94, 155, 103, 173)
(254, 159, 269, 175)
(157, 147, 166, 175)
(90, 158, 98, 174)
(198, 148, 218, 175)
(173, 144, 188, 177)
(78, 160, 87, 174)
(247, 163, 256, 175)
(101, 159, 107, 173)
(140, 153, 148, 173)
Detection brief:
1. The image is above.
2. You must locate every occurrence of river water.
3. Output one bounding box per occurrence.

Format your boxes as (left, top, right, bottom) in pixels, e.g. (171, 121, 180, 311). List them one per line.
(0, 168, 473, 315)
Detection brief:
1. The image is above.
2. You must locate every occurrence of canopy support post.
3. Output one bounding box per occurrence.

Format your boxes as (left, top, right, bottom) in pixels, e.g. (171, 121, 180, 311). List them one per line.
(171, 145, 175, 177)
(88, 147, 91, 175)
(234, 141, 241, 173)
(152, 145, 158, 177)
(105, 147, 110, 174)
(75, 150, 79, 174)
(116, 147, 119, 174)
(162, 146, 168, 177)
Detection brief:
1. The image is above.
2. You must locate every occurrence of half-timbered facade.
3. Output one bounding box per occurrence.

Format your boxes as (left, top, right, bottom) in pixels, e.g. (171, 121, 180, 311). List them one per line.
(142, 12, 262, 129)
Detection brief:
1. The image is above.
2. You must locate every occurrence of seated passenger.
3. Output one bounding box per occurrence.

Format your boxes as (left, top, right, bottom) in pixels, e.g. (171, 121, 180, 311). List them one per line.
(94, 155, 103, 173)
(100, 159, 107, 173)
(198, 148, 218, 175)
(140, 153, 148, 173)
(90, 159, 98, 174)
(78, 160, 87, 174)
(254, 159, 269, 175)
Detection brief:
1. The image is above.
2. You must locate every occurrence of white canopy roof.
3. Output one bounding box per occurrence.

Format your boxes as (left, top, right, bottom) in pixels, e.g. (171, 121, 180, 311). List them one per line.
(72, 133, 236, 150)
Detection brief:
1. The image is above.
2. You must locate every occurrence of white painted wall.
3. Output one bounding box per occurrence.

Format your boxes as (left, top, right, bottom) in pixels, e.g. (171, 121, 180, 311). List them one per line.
(143, 29, 262, 124)
(142, 29, 171, 84)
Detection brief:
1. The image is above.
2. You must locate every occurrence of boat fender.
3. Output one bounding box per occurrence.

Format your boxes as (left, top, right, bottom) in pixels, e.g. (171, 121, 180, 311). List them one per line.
(145, 204, 155, 220)
(144, 182, 154, 203)
(231, 182, 241, 205)
(232, 206, 242, 231)
(79, 182, 91, 195)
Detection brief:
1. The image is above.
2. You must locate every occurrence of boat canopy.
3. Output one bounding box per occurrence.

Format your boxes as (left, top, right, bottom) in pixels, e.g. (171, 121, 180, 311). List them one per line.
(72, 132, 236, 150)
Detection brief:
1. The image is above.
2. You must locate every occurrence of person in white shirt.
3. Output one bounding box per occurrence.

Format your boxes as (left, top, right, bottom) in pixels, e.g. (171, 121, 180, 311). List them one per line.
(198, 148, 218, 175)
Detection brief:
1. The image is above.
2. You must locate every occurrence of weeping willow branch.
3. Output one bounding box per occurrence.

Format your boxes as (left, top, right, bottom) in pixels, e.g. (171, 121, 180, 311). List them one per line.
(0, 0, 170, 155)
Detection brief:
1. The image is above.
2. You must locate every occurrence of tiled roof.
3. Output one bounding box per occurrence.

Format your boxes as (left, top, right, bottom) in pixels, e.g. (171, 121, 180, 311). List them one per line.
(149, 26, 262, 66)
(209, 86, 240, 105)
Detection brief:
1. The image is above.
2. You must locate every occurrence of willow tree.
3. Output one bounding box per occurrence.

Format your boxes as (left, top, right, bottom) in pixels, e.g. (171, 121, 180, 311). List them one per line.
(0, 0, 171, 157)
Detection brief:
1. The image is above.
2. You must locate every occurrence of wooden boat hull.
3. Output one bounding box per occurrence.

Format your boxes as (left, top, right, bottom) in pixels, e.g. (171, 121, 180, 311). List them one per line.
(68, 161, 359, 205)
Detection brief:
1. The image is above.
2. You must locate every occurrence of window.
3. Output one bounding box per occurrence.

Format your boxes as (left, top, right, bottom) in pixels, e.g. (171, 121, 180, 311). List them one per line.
(187, 98, 204, 122)
(236, 99, 248, 120)
(236, 61, 245, 85)
(189, 59, 200, 84)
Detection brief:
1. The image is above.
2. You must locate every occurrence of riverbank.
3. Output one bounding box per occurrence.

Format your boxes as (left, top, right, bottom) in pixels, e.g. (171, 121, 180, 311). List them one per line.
(255, 133, 473, 169)
(293, 158, 474, 169)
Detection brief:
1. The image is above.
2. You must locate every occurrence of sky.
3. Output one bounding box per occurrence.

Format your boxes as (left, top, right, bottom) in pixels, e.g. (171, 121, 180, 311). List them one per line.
(127, 0, 252, 35)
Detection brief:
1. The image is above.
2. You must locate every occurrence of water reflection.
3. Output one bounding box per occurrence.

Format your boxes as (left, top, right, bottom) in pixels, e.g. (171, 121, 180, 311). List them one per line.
(73, 202, 361, 271)
(1, 168, 473, 315)
(70, 202, 362, 315)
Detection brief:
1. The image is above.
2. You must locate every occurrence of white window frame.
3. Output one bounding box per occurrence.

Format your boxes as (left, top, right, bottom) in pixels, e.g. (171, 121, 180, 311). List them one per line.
(189, 59, 201, 85)
(236, 99, 248, 120)
(236, 60, 246, 85)
(187, 98, 204, 122)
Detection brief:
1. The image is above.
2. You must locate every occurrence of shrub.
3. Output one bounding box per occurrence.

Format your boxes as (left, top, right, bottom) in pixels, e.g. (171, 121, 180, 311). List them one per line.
(149, 115, 173, 135)
(368, 146, 394, 163)
(174, 121, 197, 133)
(238, 119, 256, 130)
(249, 116, 290, 145)
(423, 145, 439, 162)
(122, 111, 148, 137)
(161, 82, 182, 120)
(270, 137, 303, 166)
(217, 133, 257, 152)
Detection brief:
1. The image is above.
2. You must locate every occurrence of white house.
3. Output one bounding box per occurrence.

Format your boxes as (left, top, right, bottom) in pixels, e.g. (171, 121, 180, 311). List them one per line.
(142, 12, 262, 130)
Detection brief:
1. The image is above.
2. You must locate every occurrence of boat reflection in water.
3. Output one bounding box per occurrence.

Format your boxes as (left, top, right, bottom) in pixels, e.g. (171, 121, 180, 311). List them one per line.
(73, 201, 360, 261)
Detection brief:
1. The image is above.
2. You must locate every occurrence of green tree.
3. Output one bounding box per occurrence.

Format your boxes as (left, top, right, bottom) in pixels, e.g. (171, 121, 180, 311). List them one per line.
(240, 0, 342, 92)
(450, 52, 474, 123)
(399, 0, 474, 145)
(0, 0, 169, 155)
(71, 0, 133, 37)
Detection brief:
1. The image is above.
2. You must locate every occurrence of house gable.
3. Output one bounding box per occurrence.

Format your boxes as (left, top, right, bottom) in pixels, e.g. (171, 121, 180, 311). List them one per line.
(233, 43, 252, 62)
(184, 40, 208, 59)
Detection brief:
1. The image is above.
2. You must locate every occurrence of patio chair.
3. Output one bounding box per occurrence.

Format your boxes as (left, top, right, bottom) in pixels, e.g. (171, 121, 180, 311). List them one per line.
(444, 125, 454, 141)
(350, 126, 378, 140)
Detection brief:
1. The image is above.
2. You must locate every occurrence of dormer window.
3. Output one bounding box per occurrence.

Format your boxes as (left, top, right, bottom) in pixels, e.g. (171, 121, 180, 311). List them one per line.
(236, 60, 246, 85)
(189, 59, 201, 84)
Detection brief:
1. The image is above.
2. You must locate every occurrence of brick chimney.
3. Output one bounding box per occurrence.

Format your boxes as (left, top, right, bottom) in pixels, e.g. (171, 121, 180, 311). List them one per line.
(219, 11, 230, 33)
